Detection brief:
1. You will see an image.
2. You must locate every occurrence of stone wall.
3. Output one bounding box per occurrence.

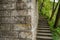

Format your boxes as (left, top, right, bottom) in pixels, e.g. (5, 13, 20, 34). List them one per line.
(0, 0, 38, 40)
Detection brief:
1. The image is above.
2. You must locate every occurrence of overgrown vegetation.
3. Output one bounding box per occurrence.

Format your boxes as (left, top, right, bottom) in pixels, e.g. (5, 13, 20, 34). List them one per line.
(38, 0, 60, 40)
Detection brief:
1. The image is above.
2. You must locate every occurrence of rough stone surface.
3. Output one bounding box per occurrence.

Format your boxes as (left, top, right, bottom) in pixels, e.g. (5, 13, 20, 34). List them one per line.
(0, 0, 38, 40)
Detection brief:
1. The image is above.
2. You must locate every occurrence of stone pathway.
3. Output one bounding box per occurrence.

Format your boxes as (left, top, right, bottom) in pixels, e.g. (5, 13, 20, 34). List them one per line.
(36, 16, 53, 40)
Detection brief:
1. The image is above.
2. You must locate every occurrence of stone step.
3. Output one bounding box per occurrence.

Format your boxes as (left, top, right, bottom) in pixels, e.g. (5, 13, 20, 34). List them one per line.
(38, 25, 48, 26)
(37, 33, 52, 36)
(37, 16, 53, 40)
(39, 16, 44, 19)
(38, 24, 48, 26)
(37, 30, 51, 33)
(38, 21, 48, 24)
(38, 25, 49, 28)
(37, 36, 52, 39)
(37, 38, 53, 40)
(39, 19, 47, 21)
(37, 28, 50, 30)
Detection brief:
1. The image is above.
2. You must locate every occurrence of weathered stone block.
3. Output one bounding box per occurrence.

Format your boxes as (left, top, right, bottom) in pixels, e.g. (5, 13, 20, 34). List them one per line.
(0, 17, 16, 23)
(0, 38, 19, 40)
(0, 0, 17, 3)
(19, 31, 32, 39)
(0, 16, 31, 24)
(10, 10, 18, 16)
(3, 3, 16, 9)
(16, 0, 27, 10)
(0, 11, 11, 16)
(0, 24, 11, 30)
(0, 30, 32, 40)
(0, 30, 18, 38)
(17, 10, 27, 15)
(13, 24, 31, 30)
(0, 4, 4, 10)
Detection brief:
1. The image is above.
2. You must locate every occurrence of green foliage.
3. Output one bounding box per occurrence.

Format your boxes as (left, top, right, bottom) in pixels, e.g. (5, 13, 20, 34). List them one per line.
(38, 0, 60, 40)
(38, 0, 43, 15)
(42, 0, 52, 19)
(53, 27, 60, 40)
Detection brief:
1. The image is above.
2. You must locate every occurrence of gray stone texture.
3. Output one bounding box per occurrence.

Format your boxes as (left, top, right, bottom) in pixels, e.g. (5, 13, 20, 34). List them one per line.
(0, 0, 32, 40)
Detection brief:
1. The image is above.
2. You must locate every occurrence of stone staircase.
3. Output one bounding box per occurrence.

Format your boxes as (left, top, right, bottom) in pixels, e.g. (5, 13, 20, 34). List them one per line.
(36, 16, 53, 40)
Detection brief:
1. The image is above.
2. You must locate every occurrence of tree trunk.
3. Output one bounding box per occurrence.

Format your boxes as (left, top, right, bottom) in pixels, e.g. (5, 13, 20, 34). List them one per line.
(54, 3, 60, 28)
(50, 0, 55, 20)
